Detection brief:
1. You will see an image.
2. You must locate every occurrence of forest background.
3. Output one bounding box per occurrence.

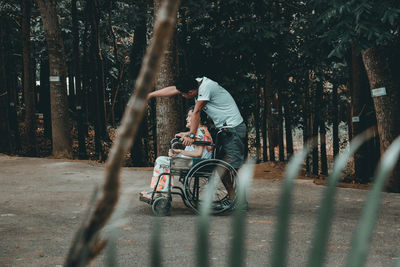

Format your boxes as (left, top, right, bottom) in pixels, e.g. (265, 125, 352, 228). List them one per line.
(0, 0, 399, 191)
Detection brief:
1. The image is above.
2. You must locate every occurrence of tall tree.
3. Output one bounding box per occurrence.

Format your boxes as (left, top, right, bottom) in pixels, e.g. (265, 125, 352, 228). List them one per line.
(71, 0, 87, 159)
(36, 0, 72, 158)
(331, 84, 339, 157)
(362, 47, 400, 191)
(153, 0, 182, 157)
(254, 83, 261, 162)
(87, 0, 109, 160)
(39, 55, 52, 139)
(283, 98, 293, 160)
(130, 0, 151, 166)
(320, 117, 328, 175)
(311, 75, 319, 176)
(302, 75, 312, 172)
(0, 19, 11, 153)
(21, 0, 37, 156)
(349, 45, 379, 183)
(261, 85, 268, 162)
(277, 92, 284, 162)
(265, 67, 275, 161)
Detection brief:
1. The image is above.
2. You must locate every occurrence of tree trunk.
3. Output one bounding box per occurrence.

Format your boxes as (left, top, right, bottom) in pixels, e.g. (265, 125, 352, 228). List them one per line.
(303, 75, 311, 172)
(350, 45, 363, 180)
(350, 44, 379, 183)
(107, 0, 125, 127)
(36, 0, 72, 158)
(311, 108, 319, 175)
(8, 71, 21, 152)
(21, 0, 37, 156)
(0, 22, 11, 153)
(261, 84, 268, 161)
(277, 92, 284, 161)
(320, 120, 328, 175)
(283, 103, 293, 160)
(311, 73, 319, 176)
(130, 0, 150, 166)
(130, 120, 148, 166)
(254, 83, 261, 162)
(0, 91, 11, 153)
(154, 0, 182, 157)
(72, 0, 87, 159)
(362, 47, 400, 192)
(332, 84, 339, 157)
(81, 19, 90, 128)
(88, 0, 109, 160)
(265, 68, 275, 161)
(345, 82, 353, 142)
(39, 55, 52, 140)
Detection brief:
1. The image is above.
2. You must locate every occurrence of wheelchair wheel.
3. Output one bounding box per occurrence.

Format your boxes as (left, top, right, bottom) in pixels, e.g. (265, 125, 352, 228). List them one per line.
(152, 197, 172, 216)
(183, 159, 237, 214)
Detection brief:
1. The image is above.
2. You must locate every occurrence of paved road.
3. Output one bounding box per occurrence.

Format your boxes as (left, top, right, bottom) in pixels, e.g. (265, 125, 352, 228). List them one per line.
(1, 155, 400, 266)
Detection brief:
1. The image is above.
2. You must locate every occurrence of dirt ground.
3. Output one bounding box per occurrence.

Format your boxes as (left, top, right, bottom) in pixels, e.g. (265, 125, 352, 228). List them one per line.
(253, 161, 371, 190)
(1, 154, 399, 267)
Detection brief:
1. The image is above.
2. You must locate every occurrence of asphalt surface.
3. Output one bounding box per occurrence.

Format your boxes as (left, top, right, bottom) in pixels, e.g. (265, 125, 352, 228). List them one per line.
(1, 155, 400, 266)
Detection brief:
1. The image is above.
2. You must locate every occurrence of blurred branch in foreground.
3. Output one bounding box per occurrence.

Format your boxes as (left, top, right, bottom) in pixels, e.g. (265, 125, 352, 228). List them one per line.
(64, 0, 181, 265)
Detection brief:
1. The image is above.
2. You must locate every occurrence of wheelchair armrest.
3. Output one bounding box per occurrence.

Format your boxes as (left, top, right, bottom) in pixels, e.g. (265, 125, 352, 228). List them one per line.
(171, 136, 213, 147)
(192, 141, 214, 146)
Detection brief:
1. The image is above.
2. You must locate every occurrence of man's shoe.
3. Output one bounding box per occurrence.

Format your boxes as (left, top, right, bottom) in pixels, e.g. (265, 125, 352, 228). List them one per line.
(215, 199, 234, 211)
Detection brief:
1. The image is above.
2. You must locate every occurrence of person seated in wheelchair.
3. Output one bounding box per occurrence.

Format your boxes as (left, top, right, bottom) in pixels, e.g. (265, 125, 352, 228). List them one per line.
(140, 106, 213, 201)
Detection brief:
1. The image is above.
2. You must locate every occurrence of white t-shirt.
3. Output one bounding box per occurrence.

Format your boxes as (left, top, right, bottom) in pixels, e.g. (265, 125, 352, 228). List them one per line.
(195, 77, 243, 128)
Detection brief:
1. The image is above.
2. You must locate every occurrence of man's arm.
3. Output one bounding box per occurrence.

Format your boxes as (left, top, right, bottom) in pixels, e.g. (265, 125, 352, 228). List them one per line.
(181, 100, 208, 146)
(147, 86, 180, 100)
(190, 100, 207, 135)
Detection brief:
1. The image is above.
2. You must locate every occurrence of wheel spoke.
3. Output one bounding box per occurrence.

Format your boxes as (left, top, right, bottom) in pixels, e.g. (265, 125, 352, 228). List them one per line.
(183, 160, 238, 214)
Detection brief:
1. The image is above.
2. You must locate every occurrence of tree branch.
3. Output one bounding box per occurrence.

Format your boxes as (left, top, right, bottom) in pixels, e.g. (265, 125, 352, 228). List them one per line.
(64, 0, 181, 265)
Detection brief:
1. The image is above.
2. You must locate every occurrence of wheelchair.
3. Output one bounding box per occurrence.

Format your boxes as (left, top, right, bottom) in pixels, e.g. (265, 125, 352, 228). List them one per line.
(140, 129, 238, 216)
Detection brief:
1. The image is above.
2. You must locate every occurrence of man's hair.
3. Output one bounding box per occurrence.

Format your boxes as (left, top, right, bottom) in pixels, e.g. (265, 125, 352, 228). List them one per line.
(175, 76, 198, 93)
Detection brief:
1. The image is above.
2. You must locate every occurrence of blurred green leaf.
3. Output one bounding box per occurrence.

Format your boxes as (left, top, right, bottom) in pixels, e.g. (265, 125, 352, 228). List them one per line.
(229, 161, 254, 267)
(271, 146, 311, 267)
(308, 130, 373, 267)
(346, 136, 400, 267)
(196, 167, 220, 267)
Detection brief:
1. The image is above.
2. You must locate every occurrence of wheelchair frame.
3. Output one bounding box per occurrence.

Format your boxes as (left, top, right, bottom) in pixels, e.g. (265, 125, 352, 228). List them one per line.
(141, 128, 238, 216)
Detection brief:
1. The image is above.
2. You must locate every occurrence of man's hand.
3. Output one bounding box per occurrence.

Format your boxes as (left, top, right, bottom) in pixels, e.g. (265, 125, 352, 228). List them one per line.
(181, 136, 194, 146)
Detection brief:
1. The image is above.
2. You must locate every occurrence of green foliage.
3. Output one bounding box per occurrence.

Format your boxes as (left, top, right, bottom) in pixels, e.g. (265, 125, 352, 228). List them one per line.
(1, 0, 356, 144)
(314, 0, 400, 58)
(0, 1, 22, 83)
(176, 0, 284, 118)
